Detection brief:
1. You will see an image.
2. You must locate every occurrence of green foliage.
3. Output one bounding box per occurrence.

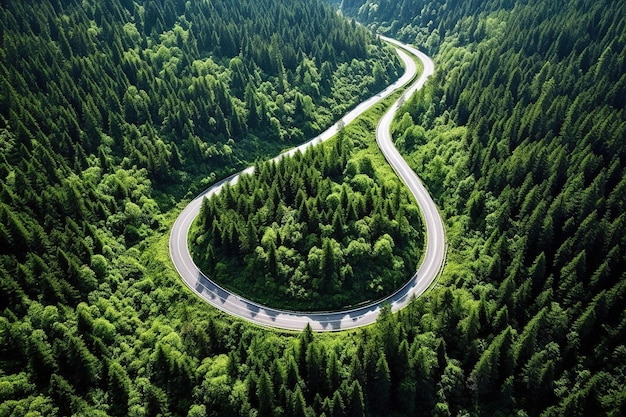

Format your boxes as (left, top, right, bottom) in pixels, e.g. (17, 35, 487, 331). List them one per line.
(0, 0, 401, 415)
(190, 115, 424, 310)
(342, 0, 515, 55)
(2, 0, 625, 416)
(1, 0, 401, 190)
(368, 0, 626, 414)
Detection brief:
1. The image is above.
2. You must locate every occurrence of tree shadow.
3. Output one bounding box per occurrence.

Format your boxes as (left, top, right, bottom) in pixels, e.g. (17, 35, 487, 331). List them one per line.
(195, 271, 230, 305)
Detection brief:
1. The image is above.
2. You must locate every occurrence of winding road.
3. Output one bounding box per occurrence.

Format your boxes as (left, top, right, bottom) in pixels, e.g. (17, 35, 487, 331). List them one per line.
(169, 36, 445, 331)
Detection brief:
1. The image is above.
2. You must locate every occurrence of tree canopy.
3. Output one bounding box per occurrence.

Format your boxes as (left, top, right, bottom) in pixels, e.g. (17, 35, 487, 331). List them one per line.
(190, 133, 424, 310)
(1, 0, 625, 416)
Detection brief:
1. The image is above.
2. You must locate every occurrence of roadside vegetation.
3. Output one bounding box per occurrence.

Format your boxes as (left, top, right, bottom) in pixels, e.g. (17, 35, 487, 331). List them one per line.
(190, 100, 424, 311)
(380, 0, 626, 415)
(1, 0, 624, 416)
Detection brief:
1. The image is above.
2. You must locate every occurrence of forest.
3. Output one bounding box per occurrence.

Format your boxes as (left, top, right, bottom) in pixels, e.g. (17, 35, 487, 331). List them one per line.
(372, 0, 626, 415)
(190, 124, 423, 311)
(1, 0, 400, 185)
(1, 0, 625, 416)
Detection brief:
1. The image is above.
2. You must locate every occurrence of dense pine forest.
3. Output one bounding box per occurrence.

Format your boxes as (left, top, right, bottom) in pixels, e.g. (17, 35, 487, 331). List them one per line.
(353, 0, 626, 415)
(190, 130, 423, 311)
(0, 0, 402, 415)
(1, 0, 625, 416)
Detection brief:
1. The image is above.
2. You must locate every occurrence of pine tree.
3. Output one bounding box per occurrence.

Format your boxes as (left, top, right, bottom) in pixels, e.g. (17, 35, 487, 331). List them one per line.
(108, 361, 130, 416)
(257, 370, 275, 416)
(292, 384, 308, 417)
(371, 354, 391, 414)
(346, 381, 365, 417)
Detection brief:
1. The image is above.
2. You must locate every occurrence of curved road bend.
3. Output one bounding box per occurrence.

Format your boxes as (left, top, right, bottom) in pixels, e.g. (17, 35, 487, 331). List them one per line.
(169, 37, 444, 331)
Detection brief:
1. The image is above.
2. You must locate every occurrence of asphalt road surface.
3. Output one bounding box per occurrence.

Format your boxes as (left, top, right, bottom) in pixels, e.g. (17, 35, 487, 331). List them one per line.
(169, 36, 444, 331)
